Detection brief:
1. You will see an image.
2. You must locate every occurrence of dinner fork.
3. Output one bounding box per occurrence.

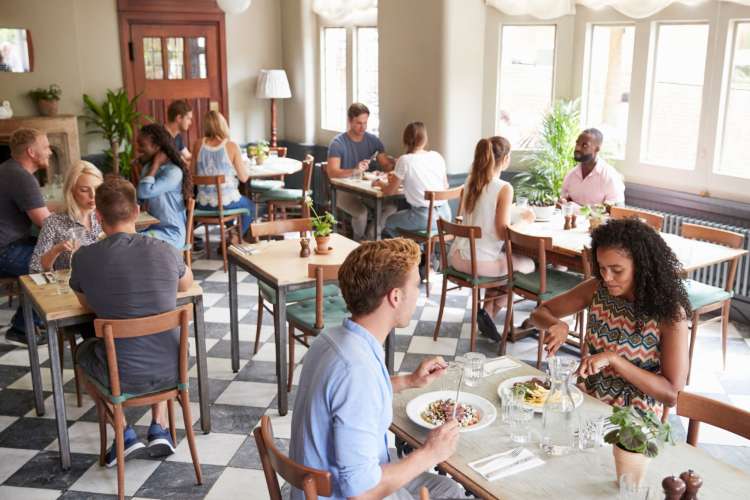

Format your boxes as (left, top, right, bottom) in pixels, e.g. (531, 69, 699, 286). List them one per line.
(471, 447, 523, 469)
(452, 369, 464, 420)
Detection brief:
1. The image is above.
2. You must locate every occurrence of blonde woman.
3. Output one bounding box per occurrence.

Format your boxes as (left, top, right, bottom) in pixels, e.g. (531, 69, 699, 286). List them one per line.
(190, 110, 254, 236)
(30, 161, 103, 272)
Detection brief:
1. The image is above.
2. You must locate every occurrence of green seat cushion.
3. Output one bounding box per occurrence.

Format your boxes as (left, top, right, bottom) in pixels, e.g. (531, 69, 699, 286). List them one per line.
(259, 188, 308, 203)
(685, 279, 733, 310)
(445, 266, 505, 286)
(512, 268, 584, 301)
(194, 207, 250, 217)
(259, 281, 340, 305)
(80, 372, 186, 405)
(250, 179, 285, 192)
(286, 294, 350, 331)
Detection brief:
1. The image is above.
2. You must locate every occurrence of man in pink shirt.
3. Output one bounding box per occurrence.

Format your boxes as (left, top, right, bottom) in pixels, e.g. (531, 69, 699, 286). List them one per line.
(561, 128, 625, 207)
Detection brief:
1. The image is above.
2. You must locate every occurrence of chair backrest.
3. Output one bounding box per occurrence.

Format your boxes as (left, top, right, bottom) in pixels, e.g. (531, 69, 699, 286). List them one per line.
(676, 391, 750, 446)
(253, 416, 332, 500)
(250, 218, 313, 240)
(301, 154, 315, 196)
(269, 146, 288, 158)
(184, 197, 196, 261)
(506, 227, 554, 295)
(193, 175, 226, 217)
(94, 304, 193, 400)
(436, 218, 482, 278)
(681, 222, 745, 292)
(308, 263, 341, 329)
(610, 206, 664, 231)
(424, 186, 464, 234)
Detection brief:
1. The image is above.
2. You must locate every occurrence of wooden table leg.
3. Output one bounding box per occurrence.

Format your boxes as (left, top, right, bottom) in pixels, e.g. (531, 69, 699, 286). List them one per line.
(22, 292, 45, 416)
(229, 258, 240, 373)
(47, 321, 71, 470)
(275, 286, 288, 416)
(192, 295, 211, 433)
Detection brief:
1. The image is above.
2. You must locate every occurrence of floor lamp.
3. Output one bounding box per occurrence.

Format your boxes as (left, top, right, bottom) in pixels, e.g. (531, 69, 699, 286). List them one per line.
(256, 69, 291, 148)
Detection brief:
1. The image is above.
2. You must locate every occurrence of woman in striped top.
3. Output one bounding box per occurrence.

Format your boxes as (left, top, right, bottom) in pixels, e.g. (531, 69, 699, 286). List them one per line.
(528, 218, 690, 418)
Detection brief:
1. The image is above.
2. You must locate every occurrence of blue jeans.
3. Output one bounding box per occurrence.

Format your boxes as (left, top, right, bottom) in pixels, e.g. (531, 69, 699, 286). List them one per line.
(0, 241, 40, 333)
(197, 195, 256, 235)
(382, 204, 452, 239)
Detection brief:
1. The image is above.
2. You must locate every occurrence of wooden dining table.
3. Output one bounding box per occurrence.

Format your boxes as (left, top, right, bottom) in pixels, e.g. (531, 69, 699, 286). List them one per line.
(391, 356, 750, 499)
(329, 176, 405, 240)
(20, 275, 210, 470)
(227, 233, 397, 416)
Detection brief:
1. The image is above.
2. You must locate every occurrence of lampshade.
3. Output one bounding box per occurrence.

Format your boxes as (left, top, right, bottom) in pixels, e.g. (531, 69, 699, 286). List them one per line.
(255, 69, 292, 99)
(217, 0, 251, 15)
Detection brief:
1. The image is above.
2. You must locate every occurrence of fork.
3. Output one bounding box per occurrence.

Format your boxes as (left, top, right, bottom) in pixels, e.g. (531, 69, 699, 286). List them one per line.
(471, 447, 523, 469)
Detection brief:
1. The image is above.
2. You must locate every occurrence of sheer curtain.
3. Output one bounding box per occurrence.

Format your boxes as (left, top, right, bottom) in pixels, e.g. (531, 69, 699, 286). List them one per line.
(313, 0, 378, 24)
(487, 0, 750, 19)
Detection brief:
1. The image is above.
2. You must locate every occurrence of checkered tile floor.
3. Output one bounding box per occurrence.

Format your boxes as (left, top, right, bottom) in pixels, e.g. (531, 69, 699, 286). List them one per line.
(1, 253, 749, 499)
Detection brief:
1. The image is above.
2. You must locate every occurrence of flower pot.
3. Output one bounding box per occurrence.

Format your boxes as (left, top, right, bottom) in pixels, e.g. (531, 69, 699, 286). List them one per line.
(37, 99, 59, 117)
(531, 205, 555, 222)
(612, 444, 651, 485)
(315, 235, 332, 254)
(255, 154, 266, 165)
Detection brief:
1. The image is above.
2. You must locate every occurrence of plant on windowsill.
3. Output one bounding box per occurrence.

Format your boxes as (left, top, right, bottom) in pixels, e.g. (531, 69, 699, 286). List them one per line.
(605, 406, 673, 485)
(248, 140, 270, 165)
(28, 84, 62, 116)
(305, 196, 336, 255)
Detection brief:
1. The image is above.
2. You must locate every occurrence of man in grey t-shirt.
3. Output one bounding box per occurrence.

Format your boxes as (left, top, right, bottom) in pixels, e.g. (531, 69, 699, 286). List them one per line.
(72, 176, 193, 466)
(326, 103, 397, 240)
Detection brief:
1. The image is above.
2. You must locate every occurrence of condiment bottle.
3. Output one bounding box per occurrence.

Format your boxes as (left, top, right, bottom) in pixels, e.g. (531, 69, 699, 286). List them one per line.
(564, 215, 572, 230)
(299, 238, 311, 258)
(571, 213, 577, 228)
(662, 475, 686, 500)
(679, 469, 702, 500)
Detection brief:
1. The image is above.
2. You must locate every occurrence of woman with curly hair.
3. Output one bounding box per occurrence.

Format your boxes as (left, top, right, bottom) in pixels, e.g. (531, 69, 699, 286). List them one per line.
(528, 218, 690, 417)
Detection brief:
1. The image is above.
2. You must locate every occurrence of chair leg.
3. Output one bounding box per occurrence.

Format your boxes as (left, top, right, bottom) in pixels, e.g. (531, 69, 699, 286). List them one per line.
(113, 404, 126, 500)
(432, 275, 449, 341)
(167, 399, 177, 444)
(288, 324, 295, 393)
(721, 301, 730, 371)
(95, 398, 107, 466)
(687, 311, 699, 385)
(424, 239, 432, 298)
(470, 286, 479, 352)
(179, 391, 203, 485)
(204, 225, 211, 259)
(219, 220, 229, 272)
(499, 288, 514, 356)
(67, 334, 82, 407)
(254, 294, 264, 355)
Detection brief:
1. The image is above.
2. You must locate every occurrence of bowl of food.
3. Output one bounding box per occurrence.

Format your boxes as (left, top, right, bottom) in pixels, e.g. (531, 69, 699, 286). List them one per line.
(406, 391, 497, 432)
(497, 376, 583, 413)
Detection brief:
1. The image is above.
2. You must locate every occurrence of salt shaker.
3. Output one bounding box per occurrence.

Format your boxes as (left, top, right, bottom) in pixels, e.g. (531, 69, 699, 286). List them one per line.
(679, 469, 702, 500)
(662, 475, 686, 500)
(299, 238, 311, 258)
(571, 213, 577, 228)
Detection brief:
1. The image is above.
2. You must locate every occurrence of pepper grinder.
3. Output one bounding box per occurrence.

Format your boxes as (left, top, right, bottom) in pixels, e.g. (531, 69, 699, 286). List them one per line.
(571, 213, 577, 228)
(299, 238, 311, 258)
(662, 475, 686, 500)
(679, 469, 703, 500)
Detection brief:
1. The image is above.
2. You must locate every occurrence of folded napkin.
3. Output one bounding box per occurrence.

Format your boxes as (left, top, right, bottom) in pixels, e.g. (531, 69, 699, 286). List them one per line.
(483, 357, 520, 376)
(29, 273, 47, 286)
(469, 448, 545, 481)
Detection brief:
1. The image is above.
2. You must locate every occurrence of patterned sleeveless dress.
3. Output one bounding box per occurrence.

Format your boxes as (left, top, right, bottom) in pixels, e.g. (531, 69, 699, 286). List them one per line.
(581, 284, 663, 418)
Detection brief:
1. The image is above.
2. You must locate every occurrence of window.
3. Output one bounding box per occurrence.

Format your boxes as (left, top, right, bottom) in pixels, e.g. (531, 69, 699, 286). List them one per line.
(642, 23, 709, 169)
(143, 37, 164, 80)
(716, 22, 750, 178)
(321, 27, 348, 132)
(166, 37, 184, 80)
(188, 37, 207, 79)
(584, 25, 635, 159)
(496, 25, 556, 149)
(356, 27, 379, 135)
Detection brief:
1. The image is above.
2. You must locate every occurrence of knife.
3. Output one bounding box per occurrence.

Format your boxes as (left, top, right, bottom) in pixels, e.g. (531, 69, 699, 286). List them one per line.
(485, 455, 537, 481)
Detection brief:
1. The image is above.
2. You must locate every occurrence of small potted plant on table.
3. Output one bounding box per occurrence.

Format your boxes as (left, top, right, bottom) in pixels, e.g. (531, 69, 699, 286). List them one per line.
(248, 140, 270, 165)
(28, 84, 62, 116)
(305, 197, 336, 254)
(580, 204, 608, 232)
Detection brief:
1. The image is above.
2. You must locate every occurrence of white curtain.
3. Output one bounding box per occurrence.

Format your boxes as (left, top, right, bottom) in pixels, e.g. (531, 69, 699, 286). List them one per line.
(313, 0, 378, 24)
(487, 0, 750, 19)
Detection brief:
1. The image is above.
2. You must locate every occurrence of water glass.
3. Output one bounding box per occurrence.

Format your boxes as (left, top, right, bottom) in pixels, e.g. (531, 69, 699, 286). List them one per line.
(516, 196, 528, 209)
(499, 385, 513, 423)
(619, 473, 651, 499)
(509, 393, 534, 443)
(463, 352, 485, 387)
(67, 227, 86, 253)
(54, 269, 70, 295)
(441, 361, 463, 393)
(578, 417, 605, 449)
(268, 149, 278, 158)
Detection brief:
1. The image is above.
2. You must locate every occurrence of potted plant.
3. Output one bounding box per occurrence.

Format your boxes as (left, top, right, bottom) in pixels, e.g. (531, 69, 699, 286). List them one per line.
(580, 204, 608, 231)
(28, 84, 62, 116)
(305, 197, 336, 254)
(248, 140, 270, 165)
(82, 89, 148, 178)
(604, 406, 673, 485)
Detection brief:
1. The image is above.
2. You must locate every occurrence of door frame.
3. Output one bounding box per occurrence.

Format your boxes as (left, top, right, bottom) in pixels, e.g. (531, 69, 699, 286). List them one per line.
(117, 0, 229, 120)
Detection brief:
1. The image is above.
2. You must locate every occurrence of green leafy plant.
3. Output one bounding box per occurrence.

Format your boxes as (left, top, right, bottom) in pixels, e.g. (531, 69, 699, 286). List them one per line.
(247, 140, 270, 160)
(579, 204, 608, 219)
(604, 406, 673, 458)
(513, 99, 580, 206)
(28, 84, 62, 101)
(305, 197, 336, 237)
(82, 89, 149, 178)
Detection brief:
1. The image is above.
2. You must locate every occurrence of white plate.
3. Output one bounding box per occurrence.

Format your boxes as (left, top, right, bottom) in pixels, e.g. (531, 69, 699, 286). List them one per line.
(406, 390, 497, 433)
(497, 376, 583, 413)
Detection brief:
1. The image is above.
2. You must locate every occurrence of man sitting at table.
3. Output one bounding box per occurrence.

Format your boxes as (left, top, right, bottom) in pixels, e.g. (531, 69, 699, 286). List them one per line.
(0, 127, 52, 346)
(290, 238, 463, 500)
(560, 128, 625, 207)
(71, 176, 193, 466)
(164, 99, 193, 164)
(326, 102, 397, 240)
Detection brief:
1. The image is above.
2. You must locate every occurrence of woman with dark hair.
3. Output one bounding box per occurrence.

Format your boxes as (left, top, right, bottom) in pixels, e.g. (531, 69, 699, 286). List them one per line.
(529, 218, 690, 418)
(136, 123, 193, 249)
(448, 136, 534, 341)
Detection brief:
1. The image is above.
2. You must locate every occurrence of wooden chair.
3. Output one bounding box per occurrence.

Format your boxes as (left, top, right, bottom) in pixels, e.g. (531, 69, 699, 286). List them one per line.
(249, 218, 339, 357)
(193, 175, 250, 272)
(397, 186, 464, 297)
(261, 155, 314, 221)
(432, 219, 509, 352)
(609, 206, 664, 231)
(680, 223, 744, 382)
(501, 227, 589, 367)
(254, 415, 332, 500)
(269, 146, 288, 158)
(0, 276, 19, 309)
(183, 197, 196, 269)
(676, 391, 750, 446)
(79, 304, 202, 500)
(286, 263, 348, 391)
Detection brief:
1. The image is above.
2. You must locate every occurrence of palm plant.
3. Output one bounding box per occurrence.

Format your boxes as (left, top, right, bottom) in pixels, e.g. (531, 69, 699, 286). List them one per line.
(513, 99, 580, 205)
(82, 89, 149, 178)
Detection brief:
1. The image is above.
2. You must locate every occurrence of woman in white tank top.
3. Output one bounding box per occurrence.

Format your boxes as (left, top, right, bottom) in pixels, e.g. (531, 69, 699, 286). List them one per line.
(448, 136, 534, 340)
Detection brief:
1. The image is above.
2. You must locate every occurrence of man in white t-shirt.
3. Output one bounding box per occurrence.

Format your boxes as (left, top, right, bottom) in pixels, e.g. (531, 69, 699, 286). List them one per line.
(560, 128, 625, 207)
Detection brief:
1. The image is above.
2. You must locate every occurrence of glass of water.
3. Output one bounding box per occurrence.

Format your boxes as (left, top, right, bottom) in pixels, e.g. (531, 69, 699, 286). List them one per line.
(509, 392, 534, 443)
(516, 196, 528, 209)
(441, 361, 463, 393)
(463, 352, 485, 387)
(619, 473, 651, 499)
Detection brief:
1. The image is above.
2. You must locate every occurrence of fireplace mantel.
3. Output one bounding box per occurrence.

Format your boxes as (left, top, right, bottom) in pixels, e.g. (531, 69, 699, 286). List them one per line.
(0, 115, 81, 178)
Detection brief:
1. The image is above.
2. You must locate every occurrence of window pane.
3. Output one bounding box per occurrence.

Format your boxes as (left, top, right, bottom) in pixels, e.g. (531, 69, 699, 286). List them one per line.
(584, 25, 635, 159)
(356, 27, 379, 136)
(642, 24, 709, 169)
(143, 37, 163, 80)
(717, 22, 750, 178)
(322, 28, 347, 132)
(188, 37, 207, 79)
(166, 37, 184, 80)
(497, 25, 556, 149)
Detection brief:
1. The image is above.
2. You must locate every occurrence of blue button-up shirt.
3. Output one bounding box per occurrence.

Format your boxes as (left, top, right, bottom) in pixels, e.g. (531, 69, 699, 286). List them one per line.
(289, 319, 392, 499)
(137, 162, 186, 250)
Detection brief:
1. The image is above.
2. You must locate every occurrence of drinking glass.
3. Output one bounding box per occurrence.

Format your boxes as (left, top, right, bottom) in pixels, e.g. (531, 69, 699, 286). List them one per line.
(463, 352, 485, 387)
(516, 196, 528, 209)
(578, 417, 605, 449)
(619, 473, 651, 499)
(54, 269, 70, 295)
(268, 149, 278, 158)
(509, 392, 534, 443)
(67, 227, 86, 253)
(441, 361, 464, 393)
(499, 385, 513, 423)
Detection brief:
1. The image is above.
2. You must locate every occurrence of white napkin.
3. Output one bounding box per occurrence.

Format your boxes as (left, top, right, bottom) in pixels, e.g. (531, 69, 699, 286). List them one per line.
(483, 356, 520, 376)
(469, 448, 545, 481)
(29, 273, 47, 286)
